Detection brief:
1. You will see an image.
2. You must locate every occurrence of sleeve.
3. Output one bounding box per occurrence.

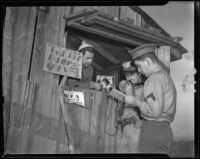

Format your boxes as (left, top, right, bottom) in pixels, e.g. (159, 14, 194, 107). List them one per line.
(87, 66, 94, 82)
(139, 74, 165, 118)
(92, 67, 96, 82)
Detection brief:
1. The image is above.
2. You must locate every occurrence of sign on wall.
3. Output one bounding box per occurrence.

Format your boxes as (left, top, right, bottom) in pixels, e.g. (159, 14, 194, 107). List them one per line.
(64, 90, 85, 107)
(43, 42, 82, 79)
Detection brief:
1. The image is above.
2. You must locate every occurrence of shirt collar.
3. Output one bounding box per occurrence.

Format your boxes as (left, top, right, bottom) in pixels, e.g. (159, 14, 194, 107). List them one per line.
(150, 65, 161, 75)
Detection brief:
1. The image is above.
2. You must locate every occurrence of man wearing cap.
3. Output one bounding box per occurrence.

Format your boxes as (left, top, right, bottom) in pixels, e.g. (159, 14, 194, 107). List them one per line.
(60, 41, 101, 90)
(117, 61, 145, 153)
(124, 44, 177, 155)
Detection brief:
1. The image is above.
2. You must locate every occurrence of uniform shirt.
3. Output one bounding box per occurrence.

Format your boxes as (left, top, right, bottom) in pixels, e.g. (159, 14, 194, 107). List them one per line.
(123, 84, 144, 119)
(139, 67, 176, 122)
(66, 65, 94, 89)
(132, 84, 144, 101)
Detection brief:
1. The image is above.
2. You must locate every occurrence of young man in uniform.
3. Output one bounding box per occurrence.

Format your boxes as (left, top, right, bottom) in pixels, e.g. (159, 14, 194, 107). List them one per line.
(60, 41, 101, 90)
(125, 44, 177, 155)
(117, 61, 145, 153)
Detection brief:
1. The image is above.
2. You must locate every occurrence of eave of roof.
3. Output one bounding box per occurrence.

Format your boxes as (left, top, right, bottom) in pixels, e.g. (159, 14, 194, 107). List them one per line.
(64, 8, 188, 62)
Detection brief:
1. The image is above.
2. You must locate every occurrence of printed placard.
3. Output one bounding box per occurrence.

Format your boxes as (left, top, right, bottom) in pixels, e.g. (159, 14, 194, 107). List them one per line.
(96, 75, 115, 88)
(43, 42, 82, 79)
(63, 90, 85, 107)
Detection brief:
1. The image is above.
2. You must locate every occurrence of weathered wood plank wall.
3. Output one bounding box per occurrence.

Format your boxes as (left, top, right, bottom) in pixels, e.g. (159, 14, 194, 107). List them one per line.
(120, 6, 141, 26)
(25, 6, 71, 153)
(5, 7, 38, 153)
(3, 7, 15, 145)
(5, 6, 72, 153)
(155, 46, 171, 73)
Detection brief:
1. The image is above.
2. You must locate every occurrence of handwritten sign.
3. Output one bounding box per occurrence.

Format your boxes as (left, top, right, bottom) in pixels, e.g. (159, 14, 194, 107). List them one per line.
(64, 90, 85, 107)
(43, 42, 82, 79)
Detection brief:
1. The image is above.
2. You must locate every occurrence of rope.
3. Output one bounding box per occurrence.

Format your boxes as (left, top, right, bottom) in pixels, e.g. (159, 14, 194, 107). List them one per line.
(104, 97, 121, 136)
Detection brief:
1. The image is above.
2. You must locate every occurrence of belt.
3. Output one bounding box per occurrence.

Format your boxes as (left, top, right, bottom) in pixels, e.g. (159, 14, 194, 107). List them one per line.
(142, 118, 148, 121)
(117, 116, 138, 128)
(142, 118, 170, 124)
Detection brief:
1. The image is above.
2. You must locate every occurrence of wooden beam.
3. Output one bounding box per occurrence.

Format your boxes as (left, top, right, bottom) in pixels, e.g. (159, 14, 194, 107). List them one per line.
(93, 15, 187, 56)
(63, 9, 98, 24)
(67, 23, 183, 62)
(155, 46, 170, 74)
(68, 22, 142, 46)
(171, 47, 182, 60)
(78, 37, 120, 64)
(93, 16, 177, 46)
(65, 9, 187, 58)
(124, 47, 133, 51)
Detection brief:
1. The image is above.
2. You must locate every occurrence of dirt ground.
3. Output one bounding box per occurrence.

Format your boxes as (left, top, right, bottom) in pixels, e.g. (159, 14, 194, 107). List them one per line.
(170, 140, 194, 157)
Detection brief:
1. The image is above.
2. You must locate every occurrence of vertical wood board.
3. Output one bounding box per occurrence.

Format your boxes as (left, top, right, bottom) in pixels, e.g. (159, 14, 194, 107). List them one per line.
(11, 7, 37, 104)
(29, 7, 68, 120)
(155, 46, 171, 74)
(3, 7, 16, 145)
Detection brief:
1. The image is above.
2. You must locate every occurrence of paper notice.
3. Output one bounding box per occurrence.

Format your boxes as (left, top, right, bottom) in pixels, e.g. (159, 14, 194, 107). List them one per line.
(63, 90, 85, 107)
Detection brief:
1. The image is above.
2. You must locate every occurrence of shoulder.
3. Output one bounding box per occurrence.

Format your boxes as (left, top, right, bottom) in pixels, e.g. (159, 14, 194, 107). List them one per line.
(150, 70, 165, 82)
(145, 70, 166, 88)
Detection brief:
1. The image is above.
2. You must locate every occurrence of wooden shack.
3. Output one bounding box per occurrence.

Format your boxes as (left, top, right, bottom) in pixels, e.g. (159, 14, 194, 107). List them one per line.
(3, 6, 187, 154)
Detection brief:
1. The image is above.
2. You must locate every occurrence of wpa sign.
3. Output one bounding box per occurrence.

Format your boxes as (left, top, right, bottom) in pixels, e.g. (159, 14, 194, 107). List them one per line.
(63, 90, 85, 107)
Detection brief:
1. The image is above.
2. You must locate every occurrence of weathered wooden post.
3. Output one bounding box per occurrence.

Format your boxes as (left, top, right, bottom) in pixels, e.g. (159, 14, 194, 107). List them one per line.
(155, 46, 171, 74)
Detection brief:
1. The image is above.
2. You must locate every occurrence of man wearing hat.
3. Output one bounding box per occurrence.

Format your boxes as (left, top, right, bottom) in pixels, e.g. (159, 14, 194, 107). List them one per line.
(117, 61, 145, 153)
(60, 41, 101, 90)
(124, 44, 177, 155)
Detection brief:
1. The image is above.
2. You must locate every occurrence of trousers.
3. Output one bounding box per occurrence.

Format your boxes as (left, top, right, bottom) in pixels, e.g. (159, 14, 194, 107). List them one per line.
(139, 120, 173, 155)
(117, 125, 141, 153)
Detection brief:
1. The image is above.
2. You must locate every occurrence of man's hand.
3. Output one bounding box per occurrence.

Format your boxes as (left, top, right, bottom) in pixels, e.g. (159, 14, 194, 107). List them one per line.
(125, 95, 142, 107)
(90, 81, 102, 90)
(124, 82, 134, 95)
(119, 80, 126, 92)
(119, 80, 133, 95)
